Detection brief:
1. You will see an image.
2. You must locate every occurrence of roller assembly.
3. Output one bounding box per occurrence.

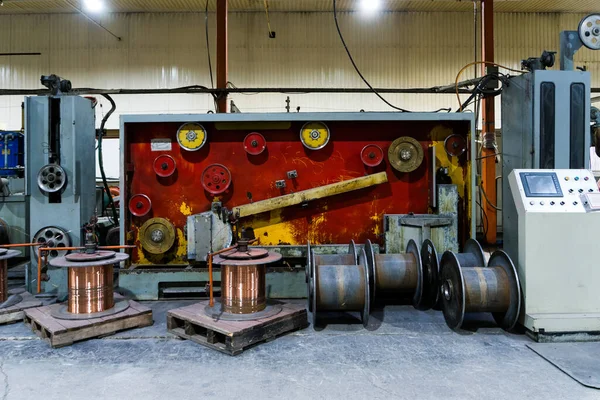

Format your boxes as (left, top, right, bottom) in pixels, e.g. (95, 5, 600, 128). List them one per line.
(439, 243, 521, 331)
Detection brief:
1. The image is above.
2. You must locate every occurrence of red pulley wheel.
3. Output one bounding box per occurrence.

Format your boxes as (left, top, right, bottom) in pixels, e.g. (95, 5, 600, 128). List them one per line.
(153, 154, 177, 177)
(361, 144, 384, 167)
(129, 194, 152, 217)
(243, 132, 267, 155)
(201, 164, 232, 195)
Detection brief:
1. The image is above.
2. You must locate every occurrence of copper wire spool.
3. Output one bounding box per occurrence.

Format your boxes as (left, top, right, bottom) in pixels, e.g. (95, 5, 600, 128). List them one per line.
(0, 249, 22, 308)
(439, 244, 521, 331)
(309, 241, 370, 328)
(210, 242, 282, 320)
(67, 264, 114, 314)
(49, 251, 130, 320)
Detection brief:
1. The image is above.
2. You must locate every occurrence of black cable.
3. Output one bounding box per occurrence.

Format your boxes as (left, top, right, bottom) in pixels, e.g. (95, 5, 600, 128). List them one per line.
(332, 0, 450, 113)
(98, 94, 118, 226)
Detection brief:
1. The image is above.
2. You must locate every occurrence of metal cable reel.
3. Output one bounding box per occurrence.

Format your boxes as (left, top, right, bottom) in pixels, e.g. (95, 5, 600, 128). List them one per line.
(37, 164, 66, 193)
(309, 242, 370, 328)
(388, 137, 424, 173)
(363, 239, 433, 309)
(578, 14, 600, 50)
(32, 226, 71, 260)
(139, 217, 176, 255)
(439, 240, 521, 331)
(306, 240, 357, 312)
(177, 122, 207, 151)
(443, 134, 467, 157)
(300, 122, 330, 150)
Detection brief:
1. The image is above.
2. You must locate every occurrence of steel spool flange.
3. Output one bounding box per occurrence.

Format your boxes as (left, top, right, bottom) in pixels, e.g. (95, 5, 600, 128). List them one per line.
(463, 238, 486, 268)
(488, 250, 522, 331)
(363, 239, 376, 303)
(358, 247, 371, 327)
(348, 239, 357, 264)
(439, 250, 466, 330)
(419, 239, 441, 311)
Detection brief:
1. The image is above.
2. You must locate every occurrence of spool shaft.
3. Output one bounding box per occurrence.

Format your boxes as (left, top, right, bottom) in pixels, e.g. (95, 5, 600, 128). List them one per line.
(374, 253, 417, 294)
(462, 266, 511, 313)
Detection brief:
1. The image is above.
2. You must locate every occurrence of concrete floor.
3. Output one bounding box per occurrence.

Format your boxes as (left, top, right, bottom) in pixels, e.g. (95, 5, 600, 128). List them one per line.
(0, 301, 599, 400)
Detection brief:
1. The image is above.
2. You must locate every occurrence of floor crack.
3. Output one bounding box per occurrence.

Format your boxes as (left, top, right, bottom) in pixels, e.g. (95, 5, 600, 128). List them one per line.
(0, 359, 9, 400)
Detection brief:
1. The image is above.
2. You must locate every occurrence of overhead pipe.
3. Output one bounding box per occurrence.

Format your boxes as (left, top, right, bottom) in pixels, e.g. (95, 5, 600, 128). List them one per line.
(216, 0, 228, 113)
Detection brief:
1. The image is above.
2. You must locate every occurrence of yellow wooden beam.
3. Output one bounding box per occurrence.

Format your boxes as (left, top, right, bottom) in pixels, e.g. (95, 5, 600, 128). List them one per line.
(233, 172, 388, 218)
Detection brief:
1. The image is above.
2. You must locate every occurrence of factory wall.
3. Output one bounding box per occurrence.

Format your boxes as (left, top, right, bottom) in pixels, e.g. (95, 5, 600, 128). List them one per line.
(0, 10, 597, 183)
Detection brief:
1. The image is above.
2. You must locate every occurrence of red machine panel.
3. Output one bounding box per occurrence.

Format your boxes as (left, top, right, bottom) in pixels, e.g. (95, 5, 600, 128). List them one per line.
(123, 118, 471, 264)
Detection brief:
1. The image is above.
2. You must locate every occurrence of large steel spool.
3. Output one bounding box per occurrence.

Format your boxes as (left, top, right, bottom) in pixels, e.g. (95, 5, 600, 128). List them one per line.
(49, 250, 130, 319)
(439, 245, 521, 331)
(420, 239, 442, 310)
(363, 239, 438, 310)
(207, 240, 282, 321)
(0, 249, 23, 309)
(309, 241, 370, 327)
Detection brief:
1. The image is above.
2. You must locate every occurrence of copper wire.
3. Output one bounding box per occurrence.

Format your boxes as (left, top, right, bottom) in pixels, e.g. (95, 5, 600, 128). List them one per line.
(221, 264, 266, 314)
(67, 265, 114, 314)
(0, 260, 7, 303)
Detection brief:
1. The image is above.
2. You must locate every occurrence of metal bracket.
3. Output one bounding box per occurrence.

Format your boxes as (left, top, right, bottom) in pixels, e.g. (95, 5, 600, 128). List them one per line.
(287, 170, 298, 179)
(275, 180, 286, 189)
(560, 30, 583, 71)
(398, 217, 453, 241)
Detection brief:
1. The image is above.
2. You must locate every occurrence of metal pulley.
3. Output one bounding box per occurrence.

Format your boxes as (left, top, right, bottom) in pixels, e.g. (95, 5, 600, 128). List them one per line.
(139, 217, 176, 255)
(201, 163, 232, 195)
(153, 154, 176, 177)
(578, 14, 600, 50)
(439, 240, 521, 331)
(128, 194, 152, 217)
(243, 132, 267, 155)
(37, 164, 66, 193)
(361, 144, 384, 167)
(443, 134, 467, 157)
(32, 226, 71, 260)
(177, 122, 207, 151)
(300, 122, 330, 150)
(388, 137, 424, 173)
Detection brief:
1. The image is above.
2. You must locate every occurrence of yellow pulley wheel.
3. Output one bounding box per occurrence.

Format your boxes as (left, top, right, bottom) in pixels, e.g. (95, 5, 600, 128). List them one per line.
(388, 136, 424, 173)
(300, 122, 330, 150)
(139, 217, 176, 255)
(177, 122, 207, 151)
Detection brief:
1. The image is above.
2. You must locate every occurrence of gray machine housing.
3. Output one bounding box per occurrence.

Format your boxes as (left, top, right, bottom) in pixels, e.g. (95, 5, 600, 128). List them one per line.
(25, 96, 96, 297)
(502, 70, 591, 263)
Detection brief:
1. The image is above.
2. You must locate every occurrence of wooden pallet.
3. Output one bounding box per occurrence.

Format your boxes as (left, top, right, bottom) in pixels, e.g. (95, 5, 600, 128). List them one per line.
(24, 298, 153, 348)
(167, 301, 308, 356)
(0, 290, 42, 325)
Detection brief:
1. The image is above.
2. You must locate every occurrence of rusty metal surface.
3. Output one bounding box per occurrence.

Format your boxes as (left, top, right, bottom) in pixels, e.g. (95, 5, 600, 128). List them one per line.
(67, 265, 115, 314)
(50, 252, 129, 268)
(463, 267, 510, 313)
(220, 264, 267, 314)
(124, 119, 471, 265)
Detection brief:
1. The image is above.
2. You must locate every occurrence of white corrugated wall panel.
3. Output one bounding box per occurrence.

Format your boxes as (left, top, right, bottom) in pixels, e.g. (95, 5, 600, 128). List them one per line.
(0, 11, 598, 131)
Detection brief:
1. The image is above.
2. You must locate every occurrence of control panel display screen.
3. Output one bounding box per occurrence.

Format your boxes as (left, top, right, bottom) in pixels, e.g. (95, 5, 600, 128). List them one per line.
(520, 172, 563, 197)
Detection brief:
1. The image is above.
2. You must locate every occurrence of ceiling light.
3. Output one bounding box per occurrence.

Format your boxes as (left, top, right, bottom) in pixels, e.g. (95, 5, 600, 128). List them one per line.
(360, 0, 381, 14)
(83, 0, 104, 13)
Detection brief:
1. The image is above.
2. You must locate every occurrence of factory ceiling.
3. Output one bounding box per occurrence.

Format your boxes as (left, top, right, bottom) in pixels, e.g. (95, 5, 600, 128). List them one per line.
(0, 0, 598, 14)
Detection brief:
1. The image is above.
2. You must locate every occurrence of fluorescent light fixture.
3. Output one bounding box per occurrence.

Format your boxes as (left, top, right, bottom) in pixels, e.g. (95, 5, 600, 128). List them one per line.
(83, 0, 104, 13)
(360, 0, 381, 13)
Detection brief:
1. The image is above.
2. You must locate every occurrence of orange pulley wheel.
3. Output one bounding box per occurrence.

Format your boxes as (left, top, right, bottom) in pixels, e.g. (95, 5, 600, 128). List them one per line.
(201, 164, 232, 195)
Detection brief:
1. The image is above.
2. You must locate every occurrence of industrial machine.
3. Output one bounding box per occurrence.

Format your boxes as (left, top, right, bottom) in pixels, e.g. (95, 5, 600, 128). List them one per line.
(0, 131, 27, 251)
(120, 112, 475, 300)
(24, 95, 96, 297)
(508, 169, 600, 339)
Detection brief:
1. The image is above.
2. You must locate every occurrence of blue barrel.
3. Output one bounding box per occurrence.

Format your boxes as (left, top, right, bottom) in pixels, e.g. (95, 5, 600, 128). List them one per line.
(0, 132, 24, 177)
